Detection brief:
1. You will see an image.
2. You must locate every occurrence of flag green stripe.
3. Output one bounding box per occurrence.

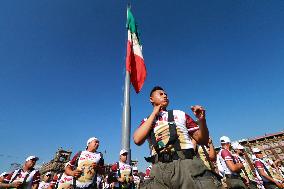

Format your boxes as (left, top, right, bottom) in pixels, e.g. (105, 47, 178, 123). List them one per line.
(127, 8, 137, 33)
(127, 8, 141, 45)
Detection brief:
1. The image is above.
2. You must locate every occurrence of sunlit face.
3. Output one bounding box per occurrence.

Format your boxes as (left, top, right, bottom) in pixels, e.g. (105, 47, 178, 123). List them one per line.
(88, 139, 100, 152)
(120, 153, 128, 163)
(276, 161, 282, 167)
(150, 90, 169, 107)
(25, 159, 37, 169)
(221, 143, 231, 150)
(255, 152, 263, 159)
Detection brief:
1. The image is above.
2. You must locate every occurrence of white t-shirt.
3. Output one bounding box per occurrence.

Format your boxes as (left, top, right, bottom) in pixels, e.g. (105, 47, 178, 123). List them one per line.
(217, 149, 240, 176)
(55, 173, 74, 189)
(68, 150, 103, 188)
(140, 110, 199, 155)
(38, 181, 50, 189)
(254, 158, 270, 183)
(111, 162, 132, 188)
(5, 169, 40, 189)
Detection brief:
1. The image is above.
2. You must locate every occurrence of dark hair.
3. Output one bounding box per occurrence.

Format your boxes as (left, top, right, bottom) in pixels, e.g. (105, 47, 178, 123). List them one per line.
(150, 86, 164, 97)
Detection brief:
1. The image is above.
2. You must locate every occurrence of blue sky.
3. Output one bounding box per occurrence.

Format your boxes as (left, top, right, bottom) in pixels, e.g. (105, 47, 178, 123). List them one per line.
(1, 0, 284, 172)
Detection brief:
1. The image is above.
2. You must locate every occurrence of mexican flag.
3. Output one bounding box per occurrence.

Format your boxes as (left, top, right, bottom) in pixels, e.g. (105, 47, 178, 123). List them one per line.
(126, 8, 146, 93)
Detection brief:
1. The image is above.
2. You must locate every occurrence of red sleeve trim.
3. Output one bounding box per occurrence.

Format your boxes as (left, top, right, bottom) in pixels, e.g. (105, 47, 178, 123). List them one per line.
(185, 114, 198, 133)
(255, 160, 264, 169)
(111, 163, 118, 172)
(221, 149, 233, 161)
(138, 119, 147, 128)
(69, 152, 81, 167)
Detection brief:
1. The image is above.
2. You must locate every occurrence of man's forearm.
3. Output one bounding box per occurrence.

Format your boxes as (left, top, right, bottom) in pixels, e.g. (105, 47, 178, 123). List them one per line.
(133, 114, 156, 145)
(196, 119, 209, 145)
(262, 172, 277, 183)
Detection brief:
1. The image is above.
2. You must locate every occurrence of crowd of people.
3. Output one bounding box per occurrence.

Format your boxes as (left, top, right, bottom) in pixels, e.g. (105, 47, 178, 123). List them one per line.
(1, 86, 284, 189)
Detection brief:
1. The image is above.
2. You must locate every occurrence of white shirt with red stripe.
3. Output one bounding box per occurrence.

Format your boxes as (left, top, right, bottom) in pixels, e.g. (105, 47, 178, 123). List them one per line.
(67, 150, 102, 188)
(111, 161, 132, 188)
(38, 181, 50, 189)
(54, 173, 74, 189)
(5, 169, 40, 189)
(140, 110, 199, 155)
(217, 149, 240, 176)
(144, 165, 152, 180)
(254, 158, 270, 183)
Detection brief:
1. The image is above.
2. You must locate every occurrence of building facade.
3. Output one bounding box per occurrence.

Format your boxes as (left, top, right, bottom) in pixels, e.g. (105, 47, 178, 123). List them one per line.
(240, 131, 284, 162)
(40, 148, 72, 176)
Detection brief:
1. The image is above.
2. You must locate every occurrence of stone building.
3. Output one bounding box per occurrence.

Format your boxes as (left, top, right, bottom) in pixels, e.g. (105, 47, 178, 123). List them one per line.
(214, 131, 284, 173)
(40, 148, 72, 176)
(239, 131, 284, 162)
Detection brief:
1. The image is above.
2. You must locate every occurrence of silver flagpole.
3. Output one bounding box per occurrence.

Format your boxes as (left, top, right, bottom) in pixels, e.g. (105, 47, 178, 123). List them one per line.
(122, 70, 131, 164)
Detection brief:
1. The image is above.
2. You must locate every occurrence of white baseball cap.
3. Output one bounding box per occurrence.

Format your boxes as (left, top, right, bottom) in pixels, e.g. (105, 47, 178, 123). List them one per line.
(252, 147, 262, 153)
(25, 156, 39, 162)
(120, 149, 128, 155)
(232, 142, 244, 150)
(45, 171, 51, 176)
(133, 167, 138, 171)
(220, 136, 231, 144)
(86, 137, 99, 146)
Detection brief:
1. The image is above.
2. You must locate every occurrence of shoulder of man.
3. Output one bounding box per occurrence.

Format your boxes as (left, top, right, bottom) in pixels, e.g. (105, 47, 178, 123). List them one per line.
(6, 169, 22, 183)
(97, 151, 103, 158)
(4, 171, 14, 183)
(254, 159, 264, 169)
(96, 152, 104, 166)
(221, 149, 233, 160)
(68, 151, 82, 167)
(31, 170, 41, 184)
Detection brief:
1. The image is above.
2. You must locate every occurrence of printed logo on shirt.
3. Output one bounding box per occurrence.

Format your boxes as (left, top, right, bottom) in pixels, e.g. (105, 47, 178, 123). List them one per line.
(75, 151, 101, 187)
(142, 110, 198, 155)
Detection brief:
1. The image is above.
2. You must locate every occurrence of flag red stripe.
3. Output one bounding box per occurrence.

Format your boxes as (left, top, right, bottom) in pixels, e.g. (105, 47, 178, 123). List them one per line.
(126, 41, 146, 93)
